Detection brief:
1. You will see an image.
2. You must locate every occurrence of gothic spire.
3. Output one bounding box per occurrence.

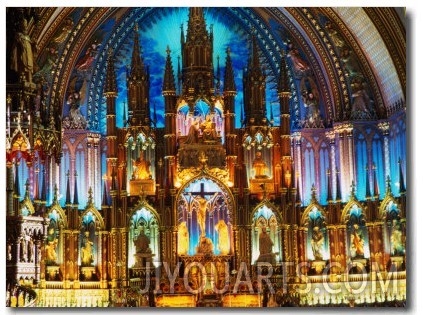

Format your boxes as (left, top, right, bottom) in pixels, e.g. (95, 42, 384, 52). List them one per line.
(52, 184, 59, 205)
(326, 169, 333, 202)
(130, 23, 146, 79)
(24, 178, 30, 200)
(73, 170, 79, 206)
(186, 8, 208, 44)
(162, 46, 176, 94)
(215, 55, 221, 94)
(40, 169, 47, 201)
(65, 170, 71, 206)
(373, 163, 379, 198)
(277, 53, 290, 94)
(223, 47, 236, 94)
(102, 178, 109, 207)
(250, 35, 261, 72)
(104, 49, 117, 95)
(14, 163, 20, 197)
(398, 158, 406, 194)
(87, 187, 94, 207)
(335, 167, 342, 202)
(365, 164, 371, 199)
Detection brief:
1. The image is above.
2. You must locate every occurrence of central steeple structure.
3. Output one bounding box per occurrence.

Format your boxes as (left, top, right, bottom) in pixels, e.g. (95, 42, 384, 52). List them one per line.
(180, 8, 215, 111)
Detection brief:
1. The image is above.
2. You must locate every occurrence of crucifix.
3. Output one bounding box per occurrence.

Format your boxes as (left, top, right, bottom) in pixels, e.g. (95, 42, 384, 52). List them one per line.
(189, 182, 218, 237)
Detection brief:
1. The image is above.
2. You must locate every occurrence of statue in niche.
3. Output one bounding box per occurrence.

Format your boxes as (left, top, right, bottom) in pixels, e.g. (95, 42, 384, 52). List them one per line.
(252, 151, 268, 179)
(215, 220, 230, 255)
(185, 118, 200, 144)
(200, 115, 218, 142)
(302, 90, 321, 125)
(177, 221, 190, 255)
(134, 226, 151, 254)
(20, 237, 27, 262)
(257, 227, 276, 265)
(300, 76, 323, 127)
(7, 242, 12, 261)
(64, 91, 87, 129)
(45, 227, 58, 264)
(311, 226, 324, 261)
(287, 42, 310, 75)
(28, 238, 34, 263)
(390, 220, 405, 256)
(325, 21, 345, 50)
(193, 193, 218, 237)
(350, 224, 365, 259)
(340, 46, 361, 78)
(11, 17, 35, 84)
(350, 78, 372, 116)
(197, 235, 214, 255)
(132, 153, 151, 180)
(81, 231, 94, 266)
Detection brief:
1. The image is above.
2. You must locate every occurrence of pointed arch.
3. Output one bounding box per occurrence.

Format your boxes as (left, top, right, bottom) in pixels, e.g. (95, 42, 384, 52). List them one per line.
(341, 199, 368, 224)
(250, 201, 282, 264)
(45, 205, 67, 266)
(128, 200, 161, 267)
(378, 194, 401, 221)
(301, 202, 327, 227)
(342, 202, 370, 260)
(175, 174, 235, 256)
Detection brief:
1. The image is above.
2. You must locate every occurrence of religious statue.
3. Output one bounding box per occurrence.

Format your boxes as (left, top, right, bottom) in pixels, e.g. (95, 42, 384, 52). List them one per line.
(390, 220, 405, 256)
(351, 78, 372, 115)
(193, 193, 218, 237)
(11, 17, 35, 84)
(45, 227, 58, 264)
(200, 116, 218, 142)
(325, 21, 345, 50)
(20, 237, 27, 262)
(259, 227, 273, 256)
(196, 196, 209, 237)
(64, 91, 87, 129)
(177, 221, 190, 255)
(197, 235, 214, 255)
(185, 118, 200, 144)
(287, 42, 310, 75)
(134, 227, 151, 254)
(302, 90, 321, 126)
(350, 224, 365, 258)
(7, 242, 12, 261)
(215, 220, 230, 255)
(257, 227, 276, 265)
(311, 226, 324, 261)
(28, 238, 34, 263)
(81, 231, 94, 266)
(132, 153, 151, 180)
(252, 151, 268, 179)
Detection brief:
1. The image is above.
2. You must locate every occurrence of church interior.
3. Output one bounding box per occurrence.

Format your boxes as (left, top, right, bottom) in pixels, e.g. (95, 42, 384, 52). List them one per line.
(5, 7, 406, 307)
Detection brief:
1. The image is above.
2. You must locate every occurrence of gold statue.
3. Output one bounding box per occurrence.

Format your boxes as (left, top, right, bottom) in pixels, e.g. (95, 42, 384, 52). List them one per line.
(132, 153, 151, 180)
(81, 231, 94, 266)
(252, 151, 268, 178)
(200, 116, 218, 141)
(177, 221, 190, 255)
(215, 220, 230, 255)
(11, 17, 35, 84)
(350, 224, 365, 258)
(311, 226, 324, 261)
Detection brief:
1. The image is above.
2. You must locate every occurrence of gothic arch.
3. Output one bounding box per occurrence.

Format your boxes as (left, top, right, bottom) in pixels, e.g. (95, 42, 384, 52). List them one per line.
(341, 199, 368, 224)
(175, 174, 235, 256)
(300, 203, 327, 227)
(250, 200, 283, 264)
(128, 200, 161, 267)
